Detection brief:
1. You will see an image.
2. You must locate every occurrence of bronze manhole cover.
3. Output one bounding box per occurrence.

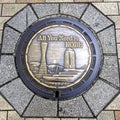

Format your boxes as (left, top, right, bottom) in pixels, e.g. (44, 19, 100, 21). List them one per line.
(16, 17, 101, 100)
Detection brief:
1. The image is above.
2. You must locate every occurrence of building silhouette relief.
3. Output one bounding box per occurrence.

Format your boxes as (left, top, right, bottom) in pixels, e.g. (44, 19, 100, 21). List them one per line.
(38, 40, 77, 78)
(39, 41, 48, 78)
(64, 48, 75, 69)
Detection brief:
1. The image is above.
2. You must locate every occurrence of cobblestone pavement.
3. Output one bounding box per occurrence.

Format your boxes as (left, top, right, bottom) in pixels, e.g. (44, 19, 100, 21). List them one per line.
(0, 0, 120, 120)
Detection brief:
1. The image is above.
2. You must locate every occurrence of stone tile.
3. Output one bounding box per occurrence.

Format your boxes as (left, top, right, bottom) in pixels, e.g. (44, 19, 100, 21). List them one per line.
(44, 118, 60, 120)
(0, 17, 10, 29)
(108, 16, 120, 29)
(104, 0, 120, 2)
(26, 118, 43, 120)
(84, 79, 118, 116)
(97, 26, 116, 54)
(97, 111, 115, 120)
(0, 4, 1, 16)
(32, 4, 59, 18)
(117, 44, 120, 58)
(0, 78, 34, 115)
(46, 0, 73, 1)
(106, 94, 120, 110)
(115, 111, 120, 120)
(17, 0, 45, 3)
(80, 118, 97, 120)
(75, 0, 102, 1)
(60, 4, 88, 18)
(119, 59, 120, 69)
(0, 30, 2, 44)
(23, 95, 57, 117)
(116, 30, 120, 43)
(2, 27, 21, 53)
(0, 0, 15, 3)
(61, 118, 78, 120)
(100, 56, 119, 86)
(0, 111, 7, 120)
(59, 96, 93, 117)
(119, 3, 120, 13)
(0, 55, 18, 86)
(82, 5, 113, 32)
(93, 3, 118, 15)
(7, 5, 37, 32)
(8, 111, 24, 120)
(2, 4, 26, 16)
(0, 95, 13, 110)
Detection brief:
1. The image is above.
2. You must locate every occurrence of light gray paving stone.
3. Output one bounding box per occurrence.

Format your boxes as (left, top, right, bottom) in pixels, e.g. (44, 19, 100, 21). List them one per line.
(8, 111, 24, 120)
(0, 0, 15, 3)
(23, 95, 57, 117)
(0, 55, 18, 86)
(0, 30, 2, 44)
(0, 17, 10, 29)
(80, 118, 97, 120)
(61, 118, 78, 120)
(100, 56, 119, 86)
(60, 4, 88, 18)
(26, 118, 43, 120)
(81, 5, 113, 32)
(7, 5, 37, 33)
(93, 3, 118, 15)
(116, 30, 120, 43)
(84, 79, 118, 116)
(2, 4, 26, 16)
(97, 26, 116, 54)
(97, 111, 115, 120)
(119, 59, 120, 69)
(59, 96, 93, 117)
(0, 111, 7, 120)
(0, 4, 2, 18)
(106, 94, 120, 110)
(32, 4, 59, 18)
(0, 95, 13, 110)
(108, 16, 120, 29)
(0, 78, 34, 115)
(46, 0, 73, 1)
(2, 27, 21, 53)
(117, 44, 120, 58)
(44, 118, 60, 120)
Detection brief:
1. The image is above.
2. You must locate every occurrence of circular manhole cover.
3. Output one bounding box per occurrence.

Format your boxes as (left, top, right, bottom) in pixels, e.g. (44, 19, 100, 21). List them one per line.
(15, 17, 101, 100)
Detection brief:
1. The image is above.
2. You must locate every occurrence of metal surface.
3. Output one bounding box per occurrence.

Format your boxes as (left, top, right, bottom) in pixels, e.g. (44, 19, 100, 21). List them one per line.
(15, 17, 101, 100)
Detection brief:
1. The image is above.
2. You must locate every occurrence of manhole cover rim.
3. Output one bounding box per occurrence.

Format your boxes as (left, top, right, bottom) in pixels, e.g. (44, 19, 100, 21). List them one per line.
(15, 17, 101, 100)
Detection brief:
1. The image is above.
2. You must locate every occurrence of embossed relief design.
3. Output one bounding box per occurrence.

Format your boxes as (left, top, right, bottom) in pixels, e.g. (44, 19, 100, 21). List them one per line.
(26, 25, 91, 89)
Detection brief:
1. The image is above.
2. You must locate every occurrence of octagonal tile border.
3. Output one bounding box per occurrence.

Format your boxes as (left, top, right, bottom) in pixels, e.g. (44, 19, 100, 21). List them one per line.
(0, 3, 119, 118)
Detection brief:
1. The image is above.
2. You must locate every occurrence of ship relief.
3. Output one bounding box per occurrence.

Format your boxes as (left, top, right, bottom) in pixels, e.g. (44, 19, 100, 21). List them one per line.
(25, 25, 91, 89)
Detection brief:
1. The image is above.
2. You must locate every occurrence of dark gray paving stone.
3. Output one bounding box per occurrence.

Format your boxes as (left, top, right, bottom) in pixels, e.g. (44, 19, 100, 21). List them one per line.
(2, 27, 21, 53)
(32, 4, 59, 18)
(0, 55, 17, 86)
(84, 79, 118, 116)
(100, 56, 119, 86)
(60, 4, 88, 18)
(23, 95, 57, 117)
(0, 78, 34, 115)
(81, 5, 113, 32)
(59, 96, 93, 117)
(97, 26, 116, 54)
(7, 5, 37, 33)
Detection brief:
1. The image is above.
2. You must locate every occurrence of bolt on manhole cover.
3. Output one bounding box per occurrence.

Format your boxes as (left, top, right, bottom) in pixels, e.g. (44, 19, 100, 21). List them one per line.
(16, 17, 101, 100)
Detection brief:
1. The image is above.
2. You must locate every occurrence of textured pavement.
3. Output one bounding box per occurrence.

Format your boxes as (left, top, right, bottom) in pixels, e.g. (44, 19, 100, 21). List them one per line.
(0, 0, 120, 120)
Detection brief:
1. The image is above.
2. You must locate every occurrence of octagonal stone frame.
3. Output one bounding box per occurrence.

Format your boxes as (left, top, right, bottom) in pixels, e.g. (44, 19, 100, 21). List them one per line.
(0, 3, 120, 118)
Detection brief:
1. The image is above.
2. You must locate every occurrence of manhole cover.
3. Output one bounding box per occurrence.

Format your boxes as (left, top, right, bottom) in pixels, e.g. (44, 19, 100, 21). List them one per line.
(15, 17, 101, 100)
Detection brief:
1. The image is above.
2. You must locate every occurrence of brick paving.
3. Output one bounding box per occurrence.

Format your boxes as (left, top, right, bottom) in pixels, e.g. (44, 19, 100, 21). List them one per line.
(0, 0, 119, 120)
